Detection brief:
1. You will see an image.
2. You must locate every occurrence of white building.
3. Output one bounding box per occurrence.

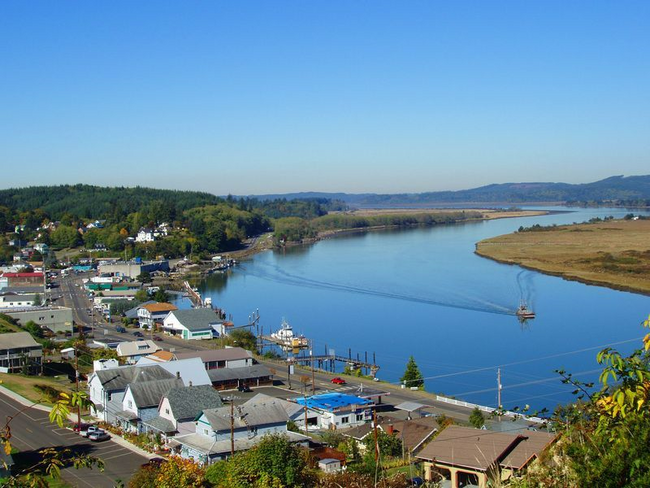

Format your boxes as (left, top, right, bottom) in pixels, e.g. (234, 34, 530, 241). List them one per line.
(116, 340, 161, 364)
(142, 384, 224, 438)
(162, 308, 220, 340)
(135, 228, 155, 243)
(175, 393, 310, 464)
(294, 393, 373, 430)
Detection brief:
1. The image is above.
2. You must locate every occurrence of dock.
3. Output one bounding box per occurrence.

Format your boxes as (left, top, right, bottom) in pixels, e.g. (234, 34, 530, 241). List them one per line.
(291, 353, 380, 378)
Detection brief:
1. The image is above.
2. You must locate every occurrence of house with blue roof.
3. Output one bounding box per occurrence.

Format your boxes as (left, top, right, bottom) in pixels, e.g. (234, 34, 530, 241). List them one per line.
(294, 393, 373, 430)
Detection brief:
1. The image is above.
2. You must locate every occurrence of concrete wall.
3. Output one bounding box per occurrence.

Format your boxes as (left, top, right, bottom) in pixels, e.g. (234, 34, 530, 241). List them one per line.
(6, 307, 73, 334)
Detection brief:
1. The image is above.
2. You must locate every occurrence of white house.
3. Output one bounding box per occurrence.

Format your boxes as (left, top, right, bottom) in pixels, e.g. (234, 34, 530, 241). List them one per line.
(294, 393, 373, 430)
(0, 294, 41, 308)
(116, 340, 161, 364)
(137, 356, 212, 387)
(137, 302, 178, 328)
(117, 376, 185, 433)
(88, 364, 177, 423)
(142, 384, 224, 438)
(135, 228, 155, 243)
(88, 358, 211, 425)
(162, 308, 220, 340)
(175, 393, 310, 464)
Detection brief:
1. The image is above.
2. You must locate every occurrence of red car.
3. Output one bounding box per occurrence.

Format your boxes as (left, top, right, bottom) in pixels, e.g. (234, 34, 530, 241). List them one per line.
(331, 377, 346, 385)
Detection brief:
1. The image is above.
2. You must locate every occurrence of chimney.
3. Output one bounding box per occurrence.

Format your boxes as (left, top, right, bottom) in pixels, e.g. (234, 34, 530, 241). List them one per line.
(176, 371, 181, 379)
(387, 424, 394, 435)
(189, 381, 193, 387)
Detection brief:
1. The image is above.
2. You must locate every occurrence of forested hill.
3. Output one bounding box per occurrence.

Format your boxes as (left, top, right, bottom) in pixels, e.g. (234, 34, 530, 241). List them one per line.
(0, 185, 220, 221)
(250, 175, 650, 206)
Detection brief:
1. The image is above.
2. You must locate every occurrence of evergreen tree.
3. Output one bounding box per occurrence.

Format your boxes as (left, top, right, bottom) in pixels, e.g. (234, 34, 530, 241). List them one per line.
(469, 407, 485, 428)
(400, 355, 424, 389)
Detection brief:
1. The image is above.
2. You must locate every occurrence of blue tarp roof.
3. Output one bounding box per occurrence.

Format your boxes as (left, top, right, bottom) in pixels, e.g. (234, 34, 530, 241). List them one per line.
(295, 393, 372, 411)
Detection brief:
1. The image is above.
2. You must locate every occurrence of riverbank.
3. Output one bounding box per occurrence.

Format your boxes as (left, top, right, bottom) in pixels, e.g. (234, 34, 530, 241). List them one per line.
(196, 209, 548, 274)
(475, 219, 650, 295)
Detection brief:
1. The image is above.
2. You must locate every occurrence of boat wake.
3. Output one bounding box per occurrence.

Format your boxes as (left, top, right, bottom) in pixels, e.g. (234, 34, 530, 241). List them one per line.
(241, 263, 514, 316)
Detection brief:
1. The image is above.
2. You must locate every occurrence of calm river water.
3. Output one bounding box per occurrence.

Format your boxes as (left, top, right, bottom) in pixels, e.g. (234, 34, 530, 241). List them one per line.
(197, 207, 650, 412)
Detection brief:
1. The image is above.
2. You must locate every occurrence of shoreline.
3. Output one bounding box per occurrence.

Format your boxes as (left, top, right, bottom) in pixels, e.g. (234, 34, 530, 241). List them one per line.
(475, 219, 650, 296)
(222, 209, 549, 263)
(475, 247, 650, 297)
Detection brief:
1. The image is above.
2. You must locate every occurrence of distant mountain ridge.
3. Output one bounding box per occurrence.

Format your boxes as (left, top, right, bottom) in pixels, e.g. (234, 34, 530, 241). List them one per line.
(244, 175, 650, 206)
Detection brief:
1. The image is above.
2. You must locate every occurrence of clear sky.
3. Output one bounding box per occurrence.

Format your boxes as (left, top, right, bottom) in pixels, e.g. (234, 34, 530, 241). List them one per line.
(1, 1, 649, 195)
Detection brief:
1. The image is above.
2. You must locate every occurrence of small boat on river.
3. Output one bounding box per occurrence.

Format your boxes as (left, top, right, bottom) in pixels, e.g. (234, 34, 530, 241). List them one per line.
(516, 301, 536, 320)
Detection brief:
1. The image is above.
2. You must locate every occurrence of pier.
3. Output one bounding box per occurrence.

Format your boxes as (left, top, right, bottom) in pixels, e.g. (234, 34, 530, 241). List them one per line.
(183, 280, 205, 307)
(292, 353, 380, 377)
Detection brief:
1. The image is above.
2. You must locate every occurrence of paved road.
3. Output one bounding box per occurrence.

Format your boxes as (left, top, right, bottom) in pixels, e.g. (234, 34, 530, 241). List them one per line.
(0, 392, 148, 487)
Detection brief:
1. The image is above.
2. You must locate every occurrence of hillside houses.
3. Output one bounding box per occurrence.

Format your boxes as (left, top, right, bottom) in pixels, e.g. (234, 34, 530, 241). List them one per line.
(174, 393, 310, 464)
(88, 357, 211, 428)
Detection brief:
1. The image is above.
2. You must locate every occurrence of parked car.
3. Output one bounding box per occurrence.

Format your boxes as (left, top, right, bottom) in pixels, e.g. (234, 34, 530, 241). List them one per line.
(141, 458, 167, 469)
(153, 335, 163, 341)
(408, 477, 424, 487)
(331, 377, 346, 385)
(237, 384, 252, 392)
(79, 425, 101, 438)
(71, 422, 92, 433)
(116, 326, 126, 333)
(133, 331, 144, 337)
(88, 430, 110, 442)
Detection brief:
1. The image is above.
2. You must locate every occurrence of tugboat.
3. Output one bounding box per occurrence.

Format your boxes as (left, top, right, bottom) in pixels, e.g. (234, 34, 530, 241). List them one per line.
(516, 301, 536, 320)
(270, 319, 309, 349)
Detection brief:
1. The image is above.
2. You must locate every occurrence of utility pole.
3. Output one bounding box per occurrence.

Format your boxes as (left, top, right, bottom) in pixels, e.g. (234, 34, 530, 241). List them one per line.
(497, 368, 502, 421)
(230, 399, 235, 457)
(303, 385, 309, 433)
(75, 343, 81, 428)
(310, 342, 315, 395)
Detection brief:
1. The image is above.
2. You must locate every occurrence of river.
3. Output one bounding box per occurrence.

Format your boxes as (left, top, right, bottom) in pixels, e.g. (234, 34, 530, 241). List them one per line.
(195, 206, 650, 413)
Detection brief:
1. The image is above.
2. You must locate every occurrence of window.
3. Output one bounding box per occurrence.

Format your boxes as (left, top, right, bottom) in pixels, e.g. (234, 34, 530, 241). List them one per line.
(165, 408, 170, 414)
(356, 414, 363, 422)
(204, 429, 209, 435)
(341, 416, 349, 424)
(128, 400, 133, 408)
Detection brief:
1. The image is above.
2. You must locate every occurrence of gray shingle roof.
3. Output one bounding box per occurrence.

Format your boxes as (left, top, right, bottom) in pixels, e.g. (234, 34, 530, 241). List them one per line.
(142, 416, 176, 433)
(175, 347, 252, 363)
(165, 385, 223, 421)
(168, 308, 222, 332)
(202, 393, 292, 432)
(129, 378, 184, 408)
(207, 364, 271, 383)
(94, 364, 175, 391)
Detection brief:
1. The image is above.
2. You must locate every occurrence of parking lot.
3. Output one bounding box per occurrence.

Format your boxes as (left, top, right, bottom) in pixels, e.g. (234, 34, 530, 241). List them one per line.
(0, 391, 149, 487)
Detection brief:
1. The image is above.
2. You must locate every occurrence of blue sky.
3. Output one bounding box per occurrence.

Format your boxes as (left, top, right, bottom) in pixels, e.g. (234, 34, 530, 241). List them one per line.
(1, 1, 649, 195)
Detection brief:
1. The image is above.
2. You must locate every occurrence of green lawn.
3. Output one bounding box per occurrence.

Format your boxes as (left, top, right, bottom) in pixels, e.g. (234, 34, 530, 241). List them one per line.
(0, 372, 75, 405)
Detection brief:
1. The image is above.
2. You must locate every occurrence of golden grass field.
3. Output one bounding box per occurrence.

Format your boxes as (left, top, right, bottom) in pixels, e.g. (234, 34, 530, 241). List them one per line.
(476, 219, 650, 294)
